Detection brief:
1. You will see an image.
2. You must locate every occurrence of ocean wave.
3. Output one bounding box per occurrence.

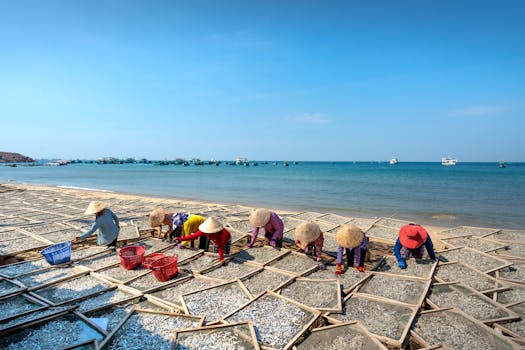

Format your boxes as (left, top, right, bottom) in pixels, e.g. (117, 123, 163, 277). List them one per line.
(57, 185, 113, 193)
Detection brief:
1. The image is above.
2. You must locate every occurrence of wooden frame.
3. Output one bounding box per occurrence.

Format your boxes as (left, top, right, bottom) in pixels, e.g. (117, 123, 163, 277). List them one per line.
(426, 281, 520, 324)
(233, 246, 291, 266)
(180, 279, 254, 323)
(173, 320, 261, 350)
(178, 251, 223, 274)
(372, 255, 438, 280)
(277, 277, 342, 313)
(74, 250, 121, 272)
(268, 251, 320, 277)
(440, 225, 500, 237)
(324, 292, 418, 348)
(0, 293, 49, 324)
(292, 320, 388, 350)
(240, 265, 297, 298)
(355, 272, 431, 307)
(0, 234, 53, 257)
(90, 263, 150, 284)
(482, 229, 525, 244)
(491, 243, 525, 261)
(0, 277, 26, 299)
(434, 261, 510, 294)
(98, 308, 204, 349)
(223, 290, 321, 350)
(303, 264, 372, 294)
(197, 257, 262, 280)
(492, 280, 525, 307)
(493, 301, 525, 342)
(436, 246, 512, 274)
(364, 224, 399, 244)
(66, 284, 144, 314)
(439, 234, 508, 253)
(17, 265, 89, 291)
(410, 307, 522, 350)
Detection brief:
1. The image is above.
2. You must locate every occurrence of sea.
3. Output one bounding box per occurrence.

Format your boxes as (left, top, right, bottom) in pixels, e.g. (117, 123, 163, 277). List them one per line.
(1, 161, 524, 229)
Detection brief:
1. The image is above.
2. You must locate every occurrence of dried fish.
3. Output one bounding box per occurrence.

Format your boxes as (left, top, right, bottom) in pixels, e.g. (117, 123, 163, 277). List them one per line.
(182, 282, 252, 322)
(358, 274, 427, 305)
(305, 265, 368, 292)
(495, 283, 525, 305)
(40, 229, 82, 243)
(365, 225, 399, 242)
(64, 288, 137, 313)
(0, 229, 26, 240)
(151, 277, 223, 306)
(429, 284, 510, 320)
(317, 213, 351, 225)
(71, 246, 108, 261)
(34, 275, 111, 304)
(97, 265, 148, 283)
(84, 305, 132, 333)
(320, 233, 344, 257)
(227, 219, 253, 233)
(0, 294, 45, 322)
(126, 271, 190, 291)
(486, 229, 525, 242)
(269, 254, 318, 275)
(293, 212, 324, 221)
(0, 236, 50, 255)
(17, 267, 82, 288)
(0, 278, 23, 296)
(434, 263, 505, 292)
(76, 251, 120, 270)
(225, 293, 317, 349)
(234, 247, 290, 265)
(373, 218, 409, 230)
(346, 217, 378, 232)
(296, 323, 386, 350)
(160, 246, 203, 262)
(175, 325, 258, 350)
(412, 309, 515, 349)
(502, 303, 525, 337)
(179, 254, 220, 273)
(21, 223, 68, 235)
(0, 313, 105, 349)
(493, 244, 525, 260)
(242, 268, 293, 296)
(441, 226, 498, 237)
(441, 236, 505, 252)
(201, 260, 260, 280)
(438, 248, 507, 272)
(0, 306, 70, 332)
(105, 312, 201, 350)
(373, 256, 435, 279)
(328, 295, 414, 341)
(280, 279, 340, 310)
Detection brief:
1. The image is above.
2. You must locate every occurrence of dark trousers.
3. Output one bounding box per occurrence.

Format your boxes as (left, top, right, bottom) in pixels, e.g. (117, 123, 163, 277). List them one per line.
(347, 248, 366, 267)
(107, 238, 117, 248)
(199, 235, 210, 250)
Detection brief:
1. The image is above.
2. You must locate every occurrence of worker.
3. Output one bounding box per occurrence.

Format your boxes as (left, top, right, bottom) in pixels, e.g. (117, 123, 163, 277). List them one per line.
(176, 217, 231, 263)
(335, 224, 368, 274)
(75, 201, 120, 248)
(394, 223, 436, 269)
(248, 208, 284, 248)
(294, 222, 325, 269)
(148, 208, 206, 247)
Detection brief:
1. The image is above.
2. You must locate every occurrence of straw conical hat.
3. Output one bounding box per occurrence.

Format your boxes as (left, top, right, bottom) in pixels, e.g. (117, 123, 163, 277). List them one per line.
(84, 201, 107, 215)
(249, 208, 271, 227)
(294, 222, 321, 243)
(199, 217, 224, 234)
(336, 224, 364, 248)
(148, 208, 165, 227)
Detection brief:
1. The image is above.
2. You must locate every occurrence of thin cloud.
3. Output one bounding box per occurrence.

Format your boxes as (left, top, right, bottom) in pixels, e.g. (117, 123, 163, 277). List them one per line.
(289, 113, 329, 124)
(448, 106, 506, 117)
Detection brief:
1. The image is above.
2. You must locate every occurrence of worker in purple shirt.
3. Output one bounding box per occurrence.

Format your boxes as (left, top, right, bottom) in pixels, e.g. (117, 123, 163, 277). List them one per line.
(335, 224, 368, 274)
(248, 208, 284, 248)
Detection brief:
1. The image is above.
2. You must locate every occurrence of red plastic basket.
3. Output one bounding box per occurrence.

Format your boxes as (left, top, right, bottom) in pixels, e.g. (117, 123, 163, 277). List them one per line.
(151, 256, 179, 282)
(118, 245, 146, 270)
(142, 253, 166, 269)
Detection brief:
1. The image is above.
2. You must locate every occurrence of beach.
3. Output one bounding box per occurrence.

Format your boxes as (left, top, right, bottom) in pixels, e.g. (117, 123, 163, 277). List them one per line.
(1, 182, 524, 349)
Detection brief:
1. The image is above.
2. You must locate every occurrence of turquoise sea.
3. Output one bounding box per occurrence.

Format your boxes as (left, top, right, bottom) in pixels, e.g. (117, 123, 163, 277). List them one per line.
(1, 162, 524, 228)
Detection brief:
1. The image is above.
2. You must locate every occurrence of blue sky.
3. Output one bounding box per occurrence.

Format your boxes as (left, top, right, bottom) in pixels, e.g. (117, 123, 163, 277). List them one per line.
(1, 0, 524, 161)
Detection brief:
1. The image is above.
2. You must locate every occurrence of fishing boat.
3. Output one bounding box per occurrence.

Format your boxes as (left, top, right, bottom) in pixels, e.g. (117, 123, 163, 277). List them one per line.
(390, 158, 398, 165)
(441, 157, 458, 166)
(499, 161, 506, 168)
(235, 157, 248, 165)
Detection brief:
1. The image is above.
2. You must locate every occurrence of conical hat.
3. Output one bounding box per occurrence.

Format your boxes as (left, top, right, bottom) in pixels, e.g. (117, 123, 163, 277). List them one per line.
(336, 224, 364, 248)
(199, 217, 224, 234)
(84, 201, 107, 215)
(249, 208, 271, 227)
(294, 222, 321, 243)
(148, 208, 165, 227)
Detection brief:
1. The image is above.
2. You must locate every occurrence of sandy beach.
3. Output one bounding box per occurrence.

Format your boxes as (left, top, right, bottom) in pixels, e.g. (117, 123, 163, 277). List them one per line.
(1, 182, 524, 349)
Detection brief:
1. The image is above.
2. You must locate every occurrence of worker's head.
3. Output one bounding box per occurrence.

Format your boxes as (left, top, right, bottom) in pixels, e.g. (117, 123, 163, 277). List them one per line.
(84, 201, 107, 216)
(198, 217, 224, 234)
(294, 222, 321, 249)
(249, 208, 271, 227)
(148, 208, 165, 228)
(399, 223, 428, 249)
(336, 224, 364, 249)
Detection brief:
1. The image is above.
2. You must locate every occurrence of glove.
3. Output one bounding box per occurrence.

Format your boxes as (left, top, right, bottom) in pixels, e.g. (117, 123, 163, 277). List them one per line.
(177, 243, 183, 249)
(398, 260, 407, 269)
(356, 266, 365, 273)
(317, 260, 326, 270)
(247, 243, 253, 248)
(335, 263, 344, 275)
(269, 240, 276, 248)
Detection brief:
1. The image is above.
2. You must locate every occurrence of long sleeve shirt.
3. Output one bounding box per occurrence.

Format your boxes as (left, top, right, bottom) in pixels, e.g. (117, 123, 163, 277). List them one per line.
(336, 236, 368, 267)
(80, 209, 119, 245)
(181, 215, 206, 247)
(250, 211, 284, 246)
(296, 232, 325, 260)
(394, 236, 436, 262)
(178, 228, 231, 260)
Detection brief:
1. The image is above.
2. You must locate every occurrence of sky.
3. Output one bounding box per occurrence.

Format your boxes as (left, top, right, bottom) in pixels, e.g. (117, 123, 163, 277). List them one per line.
(0, 0, 524, 161)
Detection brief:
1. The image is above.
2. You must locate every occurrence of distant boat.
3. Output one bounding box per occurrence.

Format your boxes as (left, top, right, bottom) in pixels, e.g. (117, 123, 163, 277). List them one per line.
(284, 161, 289, 167)
(235, 157, 248, 165)
(390, 158, 398, 165)
(499, 161, 506, 168)
(293, 161, 298, 165)
(441, 157, 458, 166)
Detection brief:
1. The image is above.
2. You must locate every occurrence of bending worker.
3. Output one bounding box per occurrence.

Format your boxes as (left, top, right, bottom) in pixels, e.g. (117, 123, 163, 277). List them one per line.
(294, 222, 326, 269)
(394, 223, 436, 269)
(176, 217, 231, 263)
(148, 208, 206, 247)
(335, 224, 368, 274)
(248, 208, 284, 248)
(76, 201, 120, 248)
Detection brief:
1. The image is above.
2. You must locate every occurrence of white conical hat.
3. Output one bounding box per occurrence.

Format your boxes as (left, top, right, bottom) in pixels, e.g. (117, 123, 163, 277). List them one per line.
(84, 201, 107, 215)
(199, 217, 224, 234)
(249, 208, 271, 227)
(148, 208, 165, 227)
(294, 222, 321, 243)
(336, 224, 364, 248)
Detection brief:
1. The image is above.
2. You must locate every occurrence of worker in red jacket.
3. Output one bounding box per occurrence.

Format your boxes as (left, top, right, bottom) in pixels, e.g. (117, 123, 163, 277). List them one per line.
(176, 217, 231, 263)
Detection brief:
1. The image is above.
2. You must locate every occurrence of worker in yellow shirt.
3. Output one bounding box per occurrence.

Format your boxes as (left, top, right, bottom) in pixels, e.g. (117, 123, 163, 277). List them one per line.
(148, 209, 206, 248)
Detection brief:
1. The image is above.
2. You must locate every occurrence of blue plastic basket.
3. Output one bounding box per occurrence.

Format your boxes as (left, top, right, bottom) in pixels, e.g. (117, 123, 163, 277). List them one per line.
(40, 241, 72, 265)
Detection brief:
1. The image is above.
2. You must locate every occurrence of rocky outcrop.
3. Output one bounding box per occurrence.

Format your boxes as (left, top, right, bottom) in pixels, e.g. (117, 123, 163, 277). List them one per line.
(0, 152, 34, 163)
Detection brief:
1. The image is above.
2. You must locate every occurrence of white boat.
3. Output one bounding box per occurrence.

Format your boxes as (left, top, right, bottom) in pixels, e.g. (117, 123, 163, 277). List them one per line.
(235, 157, 248, 165)
(441, 157, 458, 166)
(390, 158, 398, 165)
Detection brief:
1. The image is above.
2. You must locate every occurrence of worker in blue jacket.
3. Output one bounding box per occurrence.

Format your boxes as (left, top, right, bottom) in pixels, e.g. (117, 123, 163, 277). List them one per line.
(394, 223, 436, 269)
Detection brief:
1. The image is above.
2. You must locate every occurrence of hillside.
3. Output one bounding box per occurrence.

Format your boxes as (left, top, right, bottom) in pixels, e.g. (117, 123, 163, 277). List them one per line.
(0, 152, 34, 163)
